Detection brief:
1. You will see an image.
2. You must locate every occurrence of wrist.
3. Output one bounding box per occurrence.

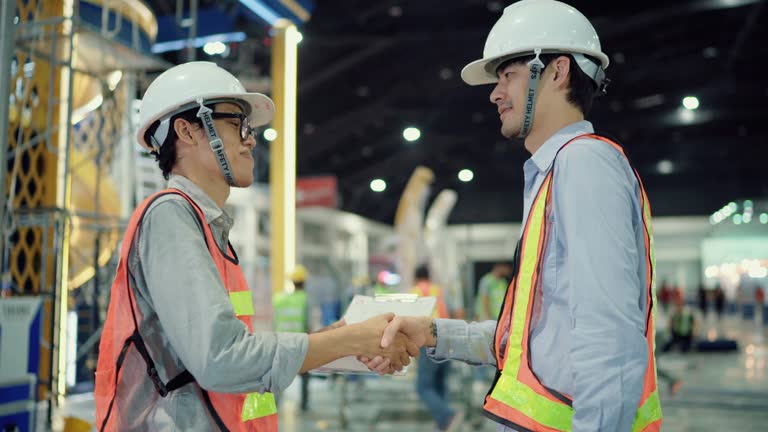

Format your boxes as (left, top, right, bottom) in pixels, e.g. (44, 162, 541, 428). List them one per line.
(343, 323, 367, 356)
(426, 317, 438, 347)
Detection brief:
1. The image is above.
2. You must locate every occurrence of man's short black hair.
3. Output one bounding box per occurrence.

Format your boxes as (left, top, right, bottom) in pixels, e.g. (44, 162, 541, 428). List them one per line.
(495, 53, 600, 116)
(415, 265, 430, 281)
(144, 105, 212, 180)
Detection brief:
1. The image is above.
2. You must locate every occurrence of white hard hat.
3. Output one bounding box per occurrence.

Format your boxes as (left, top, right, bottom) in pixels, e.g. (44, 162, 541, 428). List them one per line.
(461, 0, 609, 86)
(137, 61, 274, 151)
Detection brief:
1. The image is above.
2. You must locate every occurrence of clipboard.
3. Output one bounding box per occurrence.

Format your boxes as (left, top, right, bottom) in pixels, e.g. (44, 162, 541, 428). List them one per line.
(311, 294, 436, 375)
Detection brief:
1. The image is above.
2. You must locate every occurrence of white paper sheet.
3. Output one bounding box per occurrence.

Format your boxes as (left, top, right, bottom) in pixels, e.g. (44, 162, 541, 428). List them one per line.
(311, 294, 436, 375)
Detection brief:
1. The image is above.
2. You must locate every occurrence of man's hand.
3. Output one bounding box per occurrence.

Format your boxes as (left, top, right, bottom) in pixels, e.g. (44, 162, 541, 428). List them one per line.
(353, 314, 420, 374)
(359, 315, 435, 374)
(382, 315, 435, 348)
(301, 314, 417, 374)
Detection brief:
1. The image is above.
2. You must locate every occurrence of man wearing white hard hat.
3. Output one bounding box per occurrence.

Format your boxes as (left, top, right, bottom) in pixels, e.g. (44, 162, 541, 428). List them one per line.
(94, 62, 418, 431)
(367, 1, 663, 431)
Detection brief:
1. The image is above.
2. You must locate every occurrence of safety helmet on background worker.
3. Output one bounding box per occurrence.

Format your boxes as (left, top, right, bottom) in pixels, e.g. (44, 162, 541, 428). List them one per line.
(289, 265, 308, 284)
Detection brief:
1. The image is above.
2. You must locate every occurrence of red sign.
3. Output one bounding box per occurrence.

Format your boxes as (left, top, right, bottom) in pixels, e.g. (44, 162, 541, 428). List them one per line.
(296, 176, 338, 208)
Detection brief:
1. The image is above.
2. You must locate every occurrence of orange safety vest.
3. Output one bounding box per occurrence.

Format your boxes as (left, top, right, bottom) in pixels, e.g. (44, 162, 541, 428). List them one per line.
(95, 190, 278, 432)
(482, 135, 662, 431)
(412, 282, 449, 319)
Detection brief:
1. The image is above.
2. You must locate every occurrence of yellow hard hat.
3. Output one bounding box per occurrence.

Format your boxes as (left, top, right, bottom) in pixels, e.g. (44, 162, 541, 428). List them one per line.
(289, 265, 308, 283)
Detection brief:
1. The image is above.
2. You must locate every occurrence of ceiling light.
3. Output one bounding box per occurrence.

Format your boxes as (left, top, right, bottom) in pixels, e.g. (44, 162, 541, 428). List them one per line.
(458, 169, 474, 182)
(151, 32, 246, 54)
(370, 179, 386, 192)
(682, 96, 699, 110)
(263, 128, 277, 141)
(203, 41, 227, 56)
(705, 266, 719, 278)
(656, 160, 674, 175)
(760, 213, 768, 224)
(403, 127, 421, 142)
(733, 214, 742, 225)
(749, 267, 768, 279)
(702, 47, 718, 58)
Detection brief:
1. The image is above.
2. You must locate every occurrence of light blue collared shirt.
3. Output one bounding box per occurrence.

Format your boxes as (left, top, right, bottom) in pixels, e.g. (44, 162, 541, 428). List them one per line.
(430, 121, 651, 431)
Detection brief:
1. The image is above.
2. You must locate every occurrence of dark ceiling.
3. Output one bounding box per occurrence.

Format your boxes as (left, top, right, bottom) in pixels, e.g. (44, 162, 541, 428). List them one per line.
(146, 0, 768, 224)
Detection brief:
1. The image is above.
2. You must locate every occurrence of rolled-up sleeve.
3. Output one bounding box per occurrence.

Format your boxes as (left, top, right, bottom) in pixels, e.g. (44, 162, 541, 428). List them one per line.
(139, 199, 308, 394)
(427, 319, 498, 366)
(555, 141, 648, 431)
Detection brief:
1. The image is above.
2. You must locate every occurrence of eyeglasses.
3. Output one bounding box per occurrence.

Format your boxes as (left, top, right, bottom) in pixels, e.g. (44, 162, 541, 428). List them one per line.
(210, 112, 256, 141)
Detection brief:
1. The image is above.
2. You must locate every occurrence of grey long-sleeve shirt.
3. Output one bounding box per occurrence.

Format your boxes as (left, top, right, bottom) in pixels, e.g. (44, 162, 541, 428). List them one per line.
(115, 175, 308, 431)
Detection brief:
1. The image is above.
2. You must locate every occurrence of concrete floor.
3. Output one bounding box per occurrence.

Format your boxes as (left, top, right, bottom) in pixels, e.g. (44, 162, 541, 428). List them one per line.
(49, 310, 768, 431)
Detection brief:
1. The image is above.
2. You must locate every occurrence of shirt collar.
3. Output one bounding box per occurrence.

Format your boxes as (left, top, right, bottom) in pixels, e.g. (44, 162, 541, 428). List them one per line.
(529, 120, 595, 173)
(167, 175, 232, 226)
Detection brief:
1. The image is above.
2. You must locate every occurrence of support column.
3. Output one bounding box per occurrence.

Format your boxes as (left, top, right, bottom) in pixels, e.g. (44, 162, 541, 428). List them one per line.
(53, 0, 76, 402)
(269, 20, 300, 295)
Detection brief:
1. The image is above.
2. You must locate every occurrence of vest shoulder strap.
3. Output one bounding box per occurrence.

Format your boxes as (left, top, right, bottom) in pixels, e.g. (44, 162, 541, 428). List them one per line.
(126, 190, 205, 397)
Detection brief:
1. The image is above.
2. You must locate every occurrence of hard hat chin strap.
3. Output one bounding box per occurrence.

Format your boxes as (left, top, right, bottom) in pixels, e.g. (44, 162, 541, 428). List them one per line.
(196, 98, 236, 186)
(518, 49, 544, 139)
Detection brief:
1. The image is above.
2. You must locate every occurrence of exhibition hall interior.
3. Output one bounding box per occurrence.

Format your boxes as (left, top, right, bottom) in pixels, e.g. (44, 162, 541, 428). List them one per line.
(0, 0, 766, 431)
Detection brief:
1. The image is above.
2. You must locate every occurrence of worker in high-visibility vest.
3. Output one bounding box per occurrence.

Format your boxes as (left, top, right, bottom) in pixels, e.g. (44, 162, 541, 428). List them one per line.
(410, 265, 463, 431)
(273, 265, 311, 411)
(95, 62, 418, 432)
(474, 263, 513, 321)
(362, 1, 663, 431)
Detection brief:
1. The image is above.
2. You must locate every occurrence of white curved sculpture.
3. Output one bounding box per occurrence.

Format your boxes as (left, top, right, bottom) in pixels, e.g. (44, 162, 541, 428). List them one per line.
(424, 190, 462, 311)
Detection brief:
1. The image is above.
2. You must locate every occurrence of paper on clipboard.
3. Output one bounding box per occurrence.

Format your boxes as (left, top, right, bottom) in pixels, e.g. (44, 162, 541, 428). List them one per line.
(311, 294, 436, 375)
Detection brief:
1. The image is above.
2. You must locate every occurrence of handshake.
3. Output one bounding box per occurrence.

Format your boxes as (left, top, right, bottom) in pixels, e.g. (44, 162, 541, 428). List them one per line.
(319, 313, 437, 375)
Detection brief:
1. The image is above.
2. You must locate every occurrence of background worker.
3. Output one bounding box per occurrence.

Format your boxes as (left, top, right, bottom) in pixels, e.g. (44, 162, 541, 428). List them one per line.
(273, 265, 312, 411)
(474, 262, 512, 321)
(411, 265, 463, 431)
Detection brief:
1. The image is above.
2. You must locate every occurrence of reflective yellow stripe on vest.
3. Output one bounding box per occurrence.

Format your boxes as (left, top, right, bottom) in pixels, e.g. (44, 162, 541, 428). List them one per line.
(633, 390, 662, 432)
(230, 291, 255, 316)
(637, 173, 663, 432)
(227, 291, 278, 421)
(273, 291, 307, 333)
(489, 176, 573, 431)
(241, 392, 278, 421)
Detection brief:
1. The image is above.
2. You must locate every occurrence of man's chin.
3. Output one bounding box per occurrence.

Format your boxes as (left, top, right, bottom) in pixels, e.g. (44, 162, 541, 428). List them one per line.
(500, 125, 520, 139)
(234, 175, 254, 188)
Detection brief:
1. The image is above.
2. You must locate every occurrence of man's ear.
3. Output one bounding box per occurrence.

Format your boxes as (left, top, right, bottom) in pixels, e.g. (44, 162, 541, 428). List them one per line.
(173, 118, 197, 147)
(550, 55, 571, 90)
